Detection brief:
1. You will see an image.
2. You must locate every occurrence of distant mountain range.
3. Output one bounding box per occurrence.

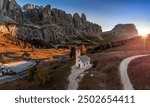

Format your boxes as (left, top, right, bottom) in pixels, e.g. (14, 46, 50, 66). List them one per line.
(0, 0, 139, 47)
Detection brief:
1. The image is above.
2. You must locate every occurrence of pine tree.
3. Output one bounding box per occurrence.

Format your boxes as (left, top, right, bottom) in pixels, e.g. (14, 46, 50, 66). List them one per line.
(80, 45, 87, 55)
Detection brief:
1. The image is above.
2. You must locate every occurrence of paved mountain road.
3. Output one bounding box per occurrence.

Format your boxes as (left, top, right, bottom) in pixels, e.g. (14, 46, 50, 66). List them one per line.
(0, 61, 36, 84)
(119, 54, 150, 90)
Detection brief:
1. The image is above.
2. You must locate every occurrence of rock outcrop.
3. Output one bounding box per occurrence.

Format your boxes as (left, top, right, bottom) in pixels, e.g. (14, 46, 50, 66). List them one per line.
(0, 15, 18, 36)
(101, 24, 138, 41)
(0, 0, 103, 47)
(0, 0, 23, 21)
(0, 0, 139, 47)
(8, 0, 23, 21)
(111, 24, 138, 36)
(0, 0, 4, 10)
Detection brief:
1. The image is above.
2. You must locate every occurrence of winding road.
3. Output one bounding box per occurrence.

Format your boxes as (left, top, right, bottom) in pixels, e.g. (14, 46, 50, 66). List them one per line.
(0, 61, 36, 84)
(119, 54, 150, 90)
(5, 61, 36, 73)
(68, 64, 92, 90)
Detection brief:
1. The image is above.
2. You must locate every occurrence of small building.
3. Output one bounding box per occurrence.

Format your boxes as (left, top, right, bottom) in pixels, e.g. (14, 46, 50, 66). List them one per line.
(75, 48, 91, 69)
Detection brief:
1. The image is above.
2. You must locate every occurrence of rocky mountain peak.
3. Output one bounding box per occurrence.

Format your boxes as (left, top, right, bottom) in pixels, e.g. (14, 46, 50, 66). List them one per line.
(0, 0, 23, 21)
(22, 3, 41, 10)
(0, 0, 139, 47)
(45, 5, 51, 9)
(101, 23, 139, 41)
(9, 0, 17, 10)
(73, 13, 82, 28)
(81, 13, 86, 21)
(112, 24, 138, 36)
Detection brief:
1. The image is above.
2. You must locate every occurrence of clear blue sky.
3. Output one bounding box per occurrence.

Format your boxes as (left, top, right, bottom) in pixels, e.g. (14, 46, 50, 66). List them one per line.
(16, 0, 150, 35)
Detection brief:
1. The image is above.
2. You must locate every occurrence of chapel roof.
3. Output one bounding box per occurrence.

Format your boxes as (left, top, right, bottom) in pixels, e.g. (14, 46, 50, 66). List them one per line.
(79, 55, 90, 63)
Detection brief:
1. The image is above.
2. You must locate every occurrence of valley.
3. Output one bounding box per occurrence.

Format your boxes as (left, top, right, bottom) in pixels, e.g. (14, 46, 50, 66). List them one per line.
(1, 35, 150, 90)
(0, 0, 150, 90)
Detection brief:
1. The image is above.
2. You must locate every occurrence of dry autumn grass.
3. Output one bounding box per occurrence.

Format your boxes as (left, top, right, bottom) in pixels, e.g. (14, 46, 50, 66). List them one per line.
(78, 36, 150, 90)
(0, 59, 74, 90)
(128, 56, 150, 90)
(0, 34, 72, 90)
(0, 34, 70, 62)
(1, 34, 150, 90)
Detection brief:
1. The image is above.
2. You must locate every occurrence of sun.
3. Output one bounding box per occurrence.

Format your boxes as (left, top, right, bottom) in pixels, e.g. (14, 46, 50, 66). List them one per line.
(138, 27, 150, 37)
(141, 34, 148, 38)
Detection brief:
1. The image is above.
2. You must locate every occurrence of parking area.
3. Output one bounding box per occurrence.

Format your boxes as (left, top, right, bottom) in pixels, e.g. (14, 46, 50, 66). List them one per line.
(0, 61, 36, 84)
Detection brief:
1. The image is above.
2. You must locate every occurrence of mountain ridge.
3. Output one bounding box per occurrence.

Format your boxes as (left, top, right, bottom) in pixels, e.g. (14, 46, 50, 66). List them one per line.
(0, 0, 139, 47)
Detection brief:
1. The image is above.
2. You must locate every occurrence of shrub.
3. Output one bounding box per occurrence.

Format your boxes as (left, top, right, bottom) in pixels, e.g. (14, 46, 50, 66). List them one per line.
(80, 45, 87, 55)
(28, 66, 36, 82)
(28, 63, 49, 85)
(69, 47, 75, 58)
(22, 52, 30, 58)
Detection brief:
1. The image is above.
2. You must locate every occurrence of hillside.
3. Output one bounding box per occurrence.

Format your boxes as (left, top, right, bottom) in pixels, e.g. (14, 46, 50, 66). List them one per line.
(128, 55, 150, 90)
(79, 36, 150, 90)
(0, 31, 70, 63)
(0, 32, 32, 52)
(1, 36, 150, 89)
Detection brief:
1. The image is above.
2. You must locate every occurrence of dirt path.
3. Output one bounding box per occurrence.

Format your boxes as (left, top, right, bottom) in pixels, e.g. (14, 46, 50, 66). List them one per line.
(119, 54, 150, 90)
(67, 64, 92, 90)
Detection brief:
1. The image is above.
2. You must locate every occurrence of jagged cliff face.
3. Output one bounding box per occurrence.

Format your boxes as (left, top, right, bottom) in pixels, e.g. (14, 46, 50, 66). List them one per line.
(0, 0, 4, 10)
(0, 15, 18, 37)
(0, 24, 18, 36)
(0, 0, 23, 21)
(0, 0, 102, 47)
(20, 7, 103, 45)
(0, 0, 139, 47)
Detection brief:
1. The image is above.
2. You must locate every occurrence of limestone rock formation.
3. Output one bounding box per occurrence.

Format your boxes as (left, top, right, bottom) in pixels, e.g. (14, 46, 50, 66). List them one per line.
(19, 4, 103, 46)
(0, 15, 18, 36)
(8, 0, 23, 21)
(0, 0, 4, 10)
(42, 5, 52, 23)
(101, 24, 138, 40)
(0, 0, 139, 47)
(0, 0, 23, 21)
(111, 24, 138, 36)
(2, 0, 9, 10)
(0, 0, 103, 47)
(73, 13, 82, 29)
